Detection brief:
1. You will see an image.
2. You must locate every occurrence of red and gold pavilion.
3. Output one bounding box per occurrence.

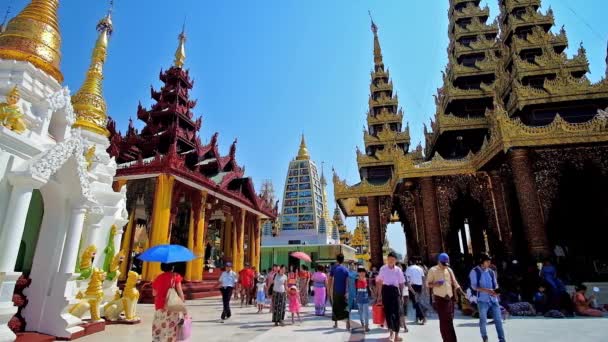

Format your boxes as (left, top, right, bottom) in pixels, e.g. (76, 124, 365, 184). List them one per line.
(107, 30, 277, 286)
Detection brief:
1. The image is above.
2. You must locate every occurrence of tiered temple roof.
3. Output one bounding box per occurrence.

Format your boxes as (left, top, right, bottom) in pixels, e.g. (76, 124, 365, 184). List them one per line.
(426, 0, 500, 160)
(333, 207, 351, 245)
(497, 0, 608, 125)
(350, 217, 370, 261)
(107, 32, 276, 217)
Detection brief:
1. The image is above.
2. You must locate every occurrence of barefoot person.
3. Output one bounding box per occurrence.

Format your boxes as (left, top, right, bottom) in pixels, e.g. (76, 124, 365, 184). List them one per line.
(427, 253, 464, 342)
(312, 265, 329, 315)
(376, 252, 405, 342)
(329, 253, 351, 330)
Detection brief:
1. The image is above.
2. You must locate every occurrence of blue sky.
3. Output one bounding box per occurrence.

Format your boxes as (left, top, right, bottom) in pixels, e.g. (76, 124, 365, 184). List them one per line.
(7, 0, 607, 255)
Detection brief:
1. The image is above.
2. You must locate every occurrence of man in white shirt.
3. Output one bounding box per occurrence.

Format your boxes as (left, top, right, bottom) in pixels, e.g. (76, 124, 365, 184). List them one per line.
(218, 262, 238, 322)
(405, 257, 427, 324)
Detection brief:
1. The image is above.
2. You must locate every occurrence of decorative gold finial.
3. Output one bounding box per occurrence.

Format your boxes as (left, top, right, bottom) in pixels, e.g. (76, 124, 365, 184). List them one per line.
(0, 86, 27, 133)
(174, 22, 186, 68)
(0, 0, 63, 82)
(71, 10, 113, 137)
(296, 134, 310, 160)
(368, 10, 382, 65)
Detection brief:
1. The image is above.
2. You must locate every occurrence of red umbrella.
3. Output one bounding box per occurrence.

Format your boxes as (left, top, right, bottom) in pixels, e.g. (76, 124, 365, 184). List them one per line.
(290, 251, 311, 262)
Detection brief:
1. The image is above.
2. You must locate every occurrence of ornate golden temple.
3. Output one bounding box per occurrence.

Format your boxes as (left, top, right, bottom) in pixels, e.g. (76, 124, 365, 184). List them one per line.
(335, 1, 608, 276)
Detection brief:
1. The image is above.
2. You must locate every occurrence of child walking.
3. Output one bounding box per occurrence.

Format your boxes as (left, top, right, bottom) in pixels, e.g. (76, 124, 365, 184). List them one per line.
(288, 285, 302, 324)
(256, 276, 266, 313)
(356, 267, 371, 333)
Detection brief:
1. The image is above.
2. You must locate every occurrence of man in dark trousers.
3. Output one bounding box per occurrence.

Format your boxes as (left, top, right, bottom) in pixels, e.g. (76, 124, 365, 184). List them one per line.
(427, 253, 464, 342)
(218, 262, 237, 322)
(329, 253, 351, 330)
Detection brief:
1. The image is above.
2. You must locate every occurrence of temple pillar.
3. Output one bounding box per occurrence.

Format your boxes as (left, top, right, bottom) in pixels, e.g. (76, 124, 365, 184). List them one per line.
(420, 177, 442, 261)
(191, 191, 207, 281)
(489, 170, 513, 257)
(119, 210, 135, 281)
(247, 217, 255, 266)
(143, 174, 175, 281)
(59, 207, 87, 274)
(508, 148, 550, 259)
(112, 179, 127, 192)
(414, 192, 427, 260)
(224, 213, 233, 261)
(185, 211, 195, 281)
(368, 196, 383, 269)
(254, 217, 262, 269)
(236, 209, 246, 271)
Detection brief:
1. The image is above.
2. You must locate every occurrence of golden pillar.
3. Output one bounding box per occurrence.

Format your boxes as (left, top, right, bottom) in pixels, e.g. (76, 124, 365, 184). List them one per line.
(185, 213, 195, 281)
(224, 213, 233, 261)
(247, 217, 255, 266)
(191, 192, 207, 281)
(231, 211, 239, 271)
(119, 210, 135, 281)
(113, 179, 127, 192)
(143, 174, 175, 281)
(253, 217, 262, 269)
(237, 209, 246, 272)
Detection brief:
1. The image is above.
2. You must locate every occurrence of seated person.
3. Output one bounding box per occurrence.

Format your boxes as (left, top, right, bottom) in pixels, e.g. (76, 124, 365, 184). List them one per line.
(534, 284, 548, 315)
(573, 284, 603, 317)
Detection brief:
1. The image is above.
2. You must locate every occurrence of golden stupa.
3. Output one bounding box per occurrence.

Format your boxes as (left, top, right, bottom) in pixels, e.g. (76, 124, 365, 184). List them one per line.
(0, 0, 63, 82)
(71, 12, 113, 136)
(296, 134, 310, 160)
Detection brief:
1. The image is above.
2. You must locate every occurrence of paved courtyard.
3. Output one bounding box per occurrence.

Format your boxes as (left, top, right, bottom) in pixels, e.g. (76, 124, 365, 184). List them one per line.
(79, 297, 608, 342)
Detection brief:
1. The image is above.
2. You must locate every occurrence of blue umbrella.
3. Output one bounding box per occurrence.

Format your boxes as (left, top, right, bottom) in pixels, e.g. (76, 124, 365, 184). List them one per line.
(137, 244, 196, 263)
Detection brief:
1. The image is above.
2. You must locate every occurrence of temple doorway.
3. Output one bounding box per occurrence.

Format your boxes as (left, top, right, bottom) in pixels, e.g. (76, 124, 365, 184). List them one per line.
(14, 190, 44, 274)
(170, 201, 192, 276)
(546, 161, 608, 281)
(447, 192, 496, 280)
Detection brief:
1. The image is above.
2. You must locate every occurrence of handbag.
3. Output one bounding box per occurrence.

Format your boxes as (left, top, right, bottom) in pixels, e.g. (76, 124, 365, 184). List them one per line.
(165, 273, 187, 313)
(177, 314, 192, 341)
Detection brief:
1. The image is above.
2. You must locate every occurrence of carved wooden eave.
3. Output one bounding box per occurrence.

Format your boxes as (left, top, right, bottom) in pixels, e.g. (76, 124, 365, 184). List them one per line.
(395, 152, 477, 179)
(371, 69, 389, 80)
(367, 109, 403, 125)
(370, 80, 393, 93)
(507, 72, 608, 113)
(369, 94, 398, 108)
(452, 17, 499, 40)
(356, 144, 401, 168)
(451, 3, 490, 21)
(510, 26, 567, 55)
(511, 46, 589, 80)
(450, 0, 481, 7)
(453, 35, 498, 57)
(448, 52, 499, 80)
(436, 112, 489, 133)
(363, 126, 410, 147)
(503, 0, 541, 15)
(438, 82, 495, 112)
(333, 173, 396, 200)
(491, 106, 608, 150)
(501, 7, 554, 41)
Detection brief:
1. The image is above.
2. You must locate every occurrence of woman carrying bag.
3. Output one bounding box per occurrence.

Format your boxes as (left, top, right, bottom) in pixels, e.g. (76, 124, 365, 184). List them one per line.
(152, 263, 187, 342)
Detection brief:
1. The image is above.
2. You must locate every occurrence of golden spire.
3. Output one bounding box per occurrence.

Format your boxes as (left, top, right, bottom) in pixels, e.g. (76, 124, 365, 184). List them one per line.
(71, 11, 113, 136)
(174, 24, 186, 68)
(296, 134, 310, 160)
(369, 11, 382, 66)
(0, 0, 62, 82)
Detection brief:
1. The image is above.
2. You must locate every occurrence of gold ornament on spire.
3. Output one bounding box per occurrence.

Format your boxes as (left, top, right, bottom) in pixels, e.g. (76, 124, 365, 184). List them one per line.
(368, 11, 382, 66)
(0, 0, 63, 82)
(174, 26, 186, 68)
(296, 134, 310, 160)
(71, 11, 113, 137)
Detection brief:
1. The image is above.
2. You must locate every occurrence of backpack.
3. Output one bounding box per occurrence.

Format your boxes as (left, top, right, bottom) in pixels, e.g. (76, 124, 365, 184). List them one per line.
(473, 266, 496, 296)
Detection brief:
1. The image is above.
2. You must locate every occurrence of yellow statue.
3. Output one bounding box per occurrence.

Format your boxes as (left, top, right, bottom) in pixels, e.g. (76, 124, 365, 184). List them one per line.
(102, 271, 140, 322)
(69, 268, 106, 322)
(77, 245, 97, 280)
(0, 86, 27, 133)
(106, 249, 125, 281)
(85, 145, 96, 171)
(121, 271, 141, 321)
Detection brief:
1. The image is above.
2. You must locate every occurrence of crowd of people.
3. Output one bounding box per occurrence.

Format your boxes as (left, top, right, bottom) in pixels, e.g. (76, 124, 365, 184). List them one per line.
(149, 252, 607, 342)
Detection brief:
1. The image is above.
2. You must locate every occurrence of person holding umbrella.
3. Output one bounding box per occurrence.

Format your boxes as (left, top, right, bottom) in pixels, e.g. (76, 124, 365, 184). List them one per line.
(138, 245, 193, 342)
(218, 262, 238, 322)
